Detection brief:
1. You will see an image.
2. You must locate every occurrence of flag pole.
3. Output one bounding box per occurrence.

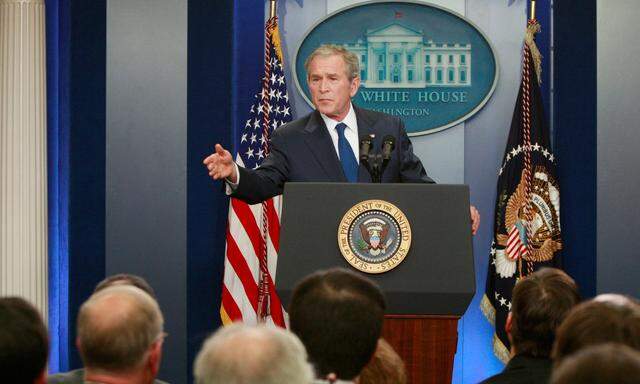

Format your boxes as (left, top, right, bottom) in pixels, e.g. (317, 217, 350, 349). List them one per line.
(529, 0, 536, 21)
(257, 0, 278, 323)
(522, 0, 540, 276)
(269, 0, 277, 19)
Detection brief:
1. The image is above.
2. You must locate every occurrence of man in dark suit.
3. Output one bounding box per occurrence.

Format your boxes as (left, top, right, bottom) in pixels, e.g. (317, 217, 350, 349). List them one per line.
(480, 268, 580, 384)
(204, 44, 479, 232)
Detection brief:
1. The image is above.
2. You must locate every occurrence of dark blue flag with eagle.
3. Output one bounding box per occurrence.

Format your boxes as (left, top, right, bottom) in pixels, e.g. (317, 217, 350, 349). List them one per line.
(481, 20, 562, 363)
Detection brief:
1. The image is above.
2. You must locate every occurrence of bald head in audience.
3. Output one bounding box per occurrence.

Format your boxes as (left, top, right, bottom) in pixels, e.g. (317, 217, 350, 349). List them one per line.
(76, 285, 165, 384)
(194, 323, 313, 384)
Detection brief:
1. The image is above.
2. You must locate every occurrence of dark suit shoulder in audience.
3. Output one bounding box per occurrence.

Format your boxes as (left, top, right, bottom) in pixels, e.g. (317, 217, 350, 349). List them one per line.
(47, 368, 83, 384)
(47, 368, 169, 384)
(479, 354, 551, 384)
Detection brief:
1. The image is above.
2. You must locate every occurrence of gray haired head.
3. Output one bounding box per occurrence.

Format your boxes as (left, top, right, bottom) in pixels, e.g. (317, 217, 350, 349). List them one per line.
(194, 323, 314, 384)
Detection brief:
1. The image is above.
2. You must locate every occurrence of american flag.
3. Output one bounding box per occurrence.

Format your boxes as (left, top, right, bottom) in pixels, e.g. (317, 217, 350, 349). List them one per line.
(506, 225, 528, 261)
(220, 17, 291, 328)
(481, 19, 562, 362)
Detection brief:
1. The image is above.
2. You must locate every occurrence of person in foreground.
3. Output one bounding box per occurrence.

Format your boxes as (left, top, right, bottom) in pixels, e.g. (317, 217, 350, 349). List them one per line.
(550, 343, 640, 384)
(552, 293, 640, 364)
(0, 297, 49, 384)
(203, 44, 480, 234)
(48, 274, 168, 384)
(193, 323, 313, 384)
(357, 338, 407, 384)
(288, 268, 386, 383)
(480, 268, 580, 384)
(49, 285, 166, 384)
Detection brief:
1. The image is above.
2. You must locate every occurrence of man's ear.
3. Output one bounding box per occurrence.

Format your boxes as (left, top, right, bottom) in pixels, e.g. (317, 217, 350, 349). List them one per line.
(147, 339, 164, 377)
(75, 337, 82, 353)
(349, 76, 361, 97)
(505, 312, 513, 336)
(34, 368, 46, 384)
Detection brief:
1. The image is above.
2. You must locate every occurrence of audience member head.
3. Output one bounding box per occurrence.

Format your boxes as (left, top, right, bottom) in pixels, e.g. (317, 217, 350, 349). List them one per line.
(357, 338, 407, 384)
(506, 267, 580, 358)
(76, 285, 165, 383)
(94, 273, 156, 299)
(593, 292, 640, 306)
(552, 294, 640, 363)
(550, 343, 640, 384)
(194, 323, 313, 384)
(0, 297, 48, 384)
(289, 268, 386, 381)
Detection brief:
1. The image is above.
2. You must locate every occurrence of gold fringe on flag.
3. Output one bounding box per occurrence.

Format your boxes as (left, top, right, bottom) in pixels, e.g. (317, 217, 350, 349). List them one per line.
(480, 294, 496, 326)
(524, 20, 543, 84)
(270, 20, 285, 64)
(493, 334, 511, 364)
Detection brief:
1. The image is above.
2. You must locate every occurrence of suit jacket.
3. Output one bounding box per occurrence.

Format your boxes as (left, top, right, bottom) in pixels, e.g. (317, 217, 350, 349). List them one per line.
(234, 106, 434, 204)
(47, 368, 170, 384)
(479, 354, 552, 384)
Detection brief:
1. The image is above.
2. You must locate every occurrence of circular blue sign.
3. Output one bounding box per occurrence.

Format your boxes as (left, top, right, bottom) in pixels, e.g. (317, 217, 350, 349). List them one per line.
(294, 1, 499, 136)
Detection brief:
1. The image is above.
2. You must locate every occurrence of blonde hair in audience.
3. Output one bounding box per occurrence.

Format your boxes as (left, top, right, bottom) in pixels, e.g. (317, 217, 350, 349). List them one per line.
(357, 338, 407, 384)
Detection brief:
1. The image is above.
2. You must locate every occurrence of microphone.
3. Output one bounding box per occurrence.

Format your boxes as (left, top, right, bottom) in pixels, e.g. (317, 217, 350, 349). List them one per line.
(381, 135, 396, 160)
(359, 134, 374, 162)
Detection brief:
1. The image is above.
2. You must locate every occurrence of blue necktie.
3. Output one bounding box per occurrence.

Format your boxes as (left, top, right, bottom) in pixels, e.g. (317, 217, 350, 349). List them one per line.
(336, 122, 358, 182)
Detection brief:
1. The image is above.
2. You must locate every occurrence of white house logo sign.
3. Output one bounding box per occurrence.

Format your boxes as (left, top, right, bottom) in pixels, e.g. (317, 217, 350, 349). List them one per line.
(294, 1, 498, 135)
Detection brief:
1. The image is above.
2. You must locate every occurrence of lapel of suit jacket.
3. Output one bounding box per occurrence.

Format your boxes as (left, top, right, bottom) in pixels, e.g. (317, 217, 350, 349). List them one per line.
(303, 110, 347, 181)
(355, 106, 375, 182)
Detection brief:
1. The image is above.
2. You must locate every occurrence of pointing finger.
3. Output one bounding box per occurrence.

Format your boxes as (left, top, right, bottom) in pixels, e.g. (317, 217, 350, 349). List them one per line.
(203, 153, 215, 164)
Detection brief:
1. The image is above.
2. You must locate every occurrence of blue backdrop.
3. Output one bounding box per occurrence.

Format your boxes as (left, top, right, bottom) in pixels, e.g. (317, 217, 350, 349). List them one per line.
(44, 0, 597, 381)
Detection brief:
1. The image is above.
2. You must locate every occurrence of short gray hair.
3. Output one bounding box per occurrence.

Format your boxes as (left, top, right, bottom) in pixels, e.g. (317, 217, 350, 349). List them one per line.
(77, 285, 164, 372)
(304, 44, 360, 81)
(194, 324, 314, 384)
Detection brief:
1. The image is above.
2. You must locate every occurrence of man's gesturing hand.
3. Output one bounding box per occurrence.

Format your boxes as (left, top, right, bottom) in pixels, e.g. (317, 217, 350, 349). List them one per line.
(203, 144, 238, 184)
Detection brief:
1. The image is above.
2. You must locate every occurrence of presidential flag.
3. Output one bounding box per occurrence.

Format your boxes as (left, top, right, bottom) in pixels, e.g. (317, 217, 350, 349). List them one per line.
(220, 16, 292, 328)
(481, 20, 562, 362)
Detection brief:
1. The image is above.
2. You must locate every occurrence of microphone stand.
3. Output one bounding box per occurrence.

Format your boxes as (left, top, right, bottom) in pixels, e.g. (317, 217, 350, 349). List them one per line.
(369, 153, 382, 183)
(360, 135, 395, 183)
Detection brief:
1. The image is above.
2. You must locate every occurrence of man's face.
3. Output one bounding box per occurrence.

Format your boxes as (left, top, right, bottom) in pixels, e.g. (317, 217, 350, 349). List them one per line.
(307, 54, 360, 121)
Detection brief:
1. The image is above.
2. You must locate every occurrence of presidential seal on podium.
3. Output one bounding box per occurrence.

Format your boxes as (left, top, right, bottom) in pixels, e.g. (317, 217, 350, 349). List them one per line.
(338, 199, 412, 274)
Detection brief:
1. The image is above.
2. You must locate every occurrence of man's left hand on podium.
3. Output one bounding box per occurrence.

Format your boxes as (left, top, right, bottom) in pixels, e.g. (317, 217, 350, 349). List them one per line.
(470, 205, 480, 236)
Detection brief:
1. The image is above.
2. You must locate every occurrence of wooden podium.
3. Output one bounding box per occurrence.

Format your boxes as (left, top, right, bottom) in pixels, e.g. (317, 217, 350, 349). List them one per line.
(276, 183, 475, 384)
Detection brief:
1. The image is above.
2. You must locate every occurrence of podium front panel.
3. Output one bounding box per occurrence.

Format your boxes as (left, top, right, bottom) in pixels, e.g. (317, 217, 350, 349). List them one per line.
(276, 183, 475, 316)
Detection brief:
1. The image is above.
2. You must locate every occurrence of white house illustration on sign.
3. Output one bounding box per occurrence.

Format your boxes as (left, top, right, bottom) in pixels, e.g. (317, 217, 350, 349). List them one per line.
(343, 23, 472, 88)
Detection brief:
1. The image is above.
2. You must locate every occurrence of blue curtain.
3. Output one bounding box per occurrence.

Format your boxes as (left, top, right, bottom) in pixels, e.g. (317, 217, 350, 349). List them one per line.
(46, 0, 70, 372)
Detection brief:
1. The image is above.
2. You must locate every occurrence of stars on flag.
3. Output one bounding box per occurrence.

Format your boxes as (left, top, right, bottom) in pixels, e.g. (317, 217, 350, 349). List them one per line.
(497, 142, 557, 176)
(236, 49, 292, 171)
(494, 292, 512, 311)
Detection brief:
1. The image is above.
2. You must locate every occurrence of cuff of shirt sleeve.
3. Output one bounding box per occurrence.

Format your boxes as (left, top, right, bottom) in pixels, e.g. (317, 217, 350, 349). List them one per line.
(224, 163, 240, 195)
